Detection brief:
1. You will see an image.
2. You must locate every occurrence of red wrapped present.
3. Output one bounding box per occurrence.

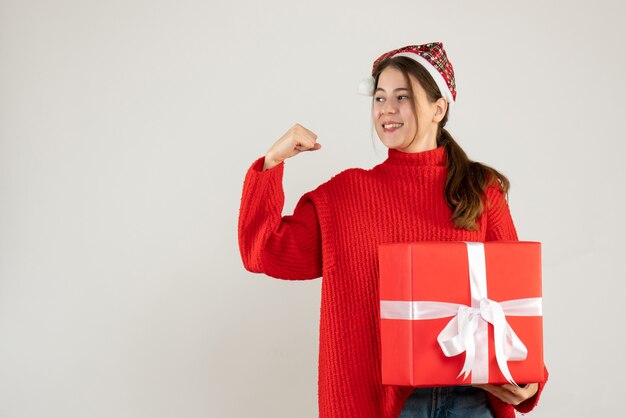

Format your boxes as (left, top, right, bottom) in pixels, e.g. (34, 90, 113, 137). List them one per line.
(378, 241, 543, 386)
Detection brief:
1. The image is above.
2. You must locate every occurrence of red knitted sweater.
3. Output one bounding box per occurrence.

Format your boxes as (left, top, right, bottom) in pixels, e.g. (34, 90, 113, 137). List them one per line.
(238, 145, 547, 418)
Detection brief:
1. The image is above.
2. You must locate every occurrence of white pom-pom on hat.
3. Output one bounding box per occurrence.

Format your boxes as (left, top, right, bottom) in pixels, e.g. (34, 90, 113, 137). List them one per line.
(357, 76, 375, 96)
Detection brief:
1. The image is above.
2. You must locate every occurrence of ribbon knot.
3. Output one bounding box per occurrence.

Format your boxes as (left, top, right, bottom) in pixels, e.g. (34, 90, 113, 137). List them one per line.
(437, 297, 530, 385)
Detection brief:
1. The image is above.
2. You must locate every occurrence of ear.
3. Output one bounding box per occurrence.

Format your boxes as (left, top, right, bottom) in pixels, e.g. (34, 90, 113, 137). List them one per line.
(433, 97, 448, 123)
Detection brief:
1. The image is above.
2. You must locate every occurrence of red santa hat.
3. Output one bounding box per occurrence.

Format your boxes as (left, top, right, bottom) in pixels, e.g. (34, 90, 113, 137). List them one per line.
(358, 42, 457, 105)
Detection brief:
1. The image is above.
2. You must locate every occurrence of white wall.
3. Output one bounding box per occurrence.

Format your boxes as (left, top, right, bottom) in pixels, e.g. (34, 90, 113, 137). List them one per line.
(1, 0, 624, 416)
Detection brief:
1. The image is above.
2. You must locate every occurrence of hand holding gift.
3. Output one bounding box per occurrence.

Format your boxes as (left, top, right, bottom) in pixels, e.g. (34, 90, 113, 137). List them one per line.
(474, 383, 539, 405)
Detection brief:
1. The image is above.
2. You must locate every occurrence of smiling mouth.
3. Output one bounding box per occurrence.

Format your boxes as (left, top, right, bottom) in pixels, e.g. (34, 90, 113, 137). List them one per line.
(383, 122, 403, 131)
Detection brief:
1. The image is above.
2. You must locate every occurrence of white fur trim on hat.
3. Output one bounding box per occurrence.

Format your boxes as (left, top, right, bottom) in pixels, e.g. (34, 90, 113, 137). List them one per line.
(393, 52, 455, 105)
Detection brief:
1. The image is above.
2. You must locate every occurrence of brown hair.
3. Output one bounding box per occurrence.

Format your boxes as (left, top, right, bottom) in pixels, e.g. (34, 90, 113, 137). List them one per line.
(373, 56, 510, 231)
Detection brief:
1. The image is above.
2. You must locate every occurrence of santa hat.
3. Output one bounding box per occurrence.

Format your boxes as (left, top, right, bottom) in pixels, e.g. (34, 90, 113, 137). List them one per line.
(358, 42, 457, 105)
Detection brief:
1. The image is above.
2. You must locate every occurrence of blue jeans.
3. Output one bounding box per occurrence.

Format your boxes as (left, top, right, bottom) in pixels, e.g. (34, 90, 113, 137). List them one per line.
(398, 386, 494, 418)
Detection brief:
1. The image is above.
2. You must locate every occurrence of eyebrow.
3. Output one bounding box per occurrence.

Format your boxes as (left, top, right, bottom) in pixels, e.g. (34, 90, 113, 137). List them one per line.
(375, 87, 409, 93)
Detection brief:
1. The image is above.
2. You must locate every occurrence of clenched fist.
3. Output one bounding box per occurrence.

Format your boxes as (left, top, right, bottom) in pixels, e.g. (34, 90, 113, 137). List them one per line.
(263, 124, 321, 171)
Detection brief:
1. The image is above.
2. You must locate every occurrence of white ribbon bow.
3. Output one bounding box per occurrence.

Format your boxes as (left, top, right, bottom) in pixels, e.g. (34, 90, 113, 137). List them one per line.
(380, 242, 542, 385)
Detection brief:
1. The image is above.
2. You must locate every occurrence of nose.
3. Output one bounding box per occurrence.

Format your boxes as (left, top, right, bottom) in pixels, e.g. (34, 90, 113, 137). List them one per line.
(381, 99, 397, 116)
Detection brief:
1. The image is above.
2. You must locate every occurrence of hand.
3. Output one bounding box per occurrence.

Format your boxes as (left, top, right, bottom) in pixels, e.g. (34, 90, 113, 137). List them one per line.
(263, 124, 321, 170)
(474, 383, 539, 406)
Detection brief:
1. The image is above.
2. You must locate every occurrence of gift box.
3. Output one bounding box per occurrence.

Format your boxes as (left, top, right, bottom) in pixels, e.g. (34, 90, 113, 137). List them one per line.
(378, 241, 543, 386)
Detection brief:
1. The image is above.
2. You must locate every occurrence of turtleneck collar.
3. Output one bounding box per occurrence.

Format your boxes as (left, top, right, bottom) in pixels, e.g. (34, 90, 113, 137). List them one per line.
(384, 145, 447, 166)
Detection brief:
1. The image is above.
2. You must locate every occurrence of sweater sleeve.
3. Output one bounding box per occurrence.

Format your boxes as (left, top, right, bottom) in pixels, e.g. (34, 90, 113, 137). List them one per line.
(483, 184, 549, 415)
(484, 184, 518, 242)
(237, 155, 323, 280)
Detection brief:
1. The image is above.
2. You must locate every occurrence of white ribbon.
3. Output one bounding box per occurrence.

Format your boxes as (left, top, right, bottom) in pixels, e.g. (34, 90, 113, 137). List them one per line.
(380, 242, 542, 385)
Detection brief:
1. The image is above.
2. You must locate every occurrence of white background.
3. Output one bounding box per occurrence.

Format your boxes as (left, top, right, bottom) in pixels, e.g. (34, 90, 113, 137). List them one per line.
(1, 0, 624, 417)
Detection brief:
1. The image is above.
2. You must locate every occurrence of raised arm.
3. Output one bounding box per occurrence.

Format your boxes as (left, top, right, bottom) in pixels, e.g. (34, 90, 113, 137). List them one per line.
(238, 124, 324, 280)
(238, 156, 323, 280)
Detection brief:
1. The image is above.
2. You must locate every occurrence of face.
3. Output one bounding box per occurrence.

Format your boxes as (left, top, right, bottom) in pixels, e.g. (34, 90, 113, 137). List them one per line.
(373, 67, 443, 153)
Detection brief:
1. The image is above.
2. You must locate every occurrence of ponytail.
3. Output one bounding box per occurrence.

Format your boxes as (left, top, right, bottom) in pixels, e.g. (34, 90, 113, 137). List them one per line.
(438, 129, 510, 231)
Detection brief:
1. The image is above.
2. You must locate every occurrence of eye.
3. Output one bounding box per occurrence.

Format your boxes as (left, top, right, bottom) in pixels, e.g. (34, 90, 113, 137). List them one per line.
(398, 95, 410, 101)
(374, 96, 385, 103)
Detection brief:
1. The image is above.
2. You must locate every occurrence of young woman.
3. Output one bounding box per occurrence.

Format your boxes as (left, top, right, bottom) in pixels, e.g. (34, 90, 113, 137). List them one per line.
(238, 42, 548, 418)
